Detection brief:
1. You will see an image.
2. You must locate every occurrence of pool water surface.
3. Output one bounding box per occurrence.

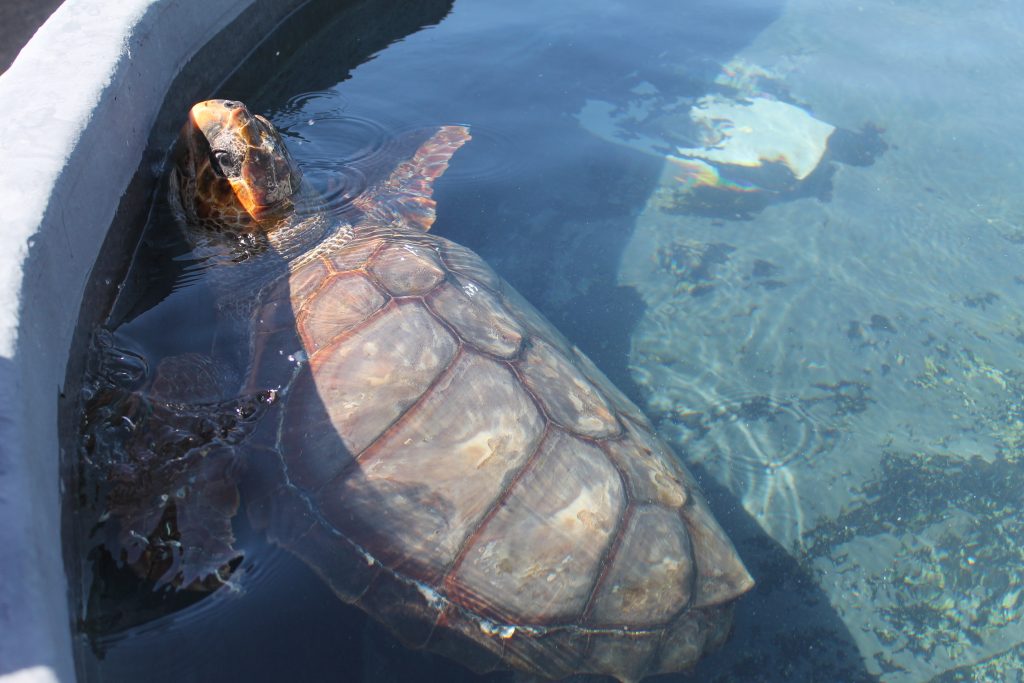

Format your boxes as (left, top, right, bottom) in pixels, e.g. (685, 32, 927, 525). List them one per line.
(75, 0, 1024, 681)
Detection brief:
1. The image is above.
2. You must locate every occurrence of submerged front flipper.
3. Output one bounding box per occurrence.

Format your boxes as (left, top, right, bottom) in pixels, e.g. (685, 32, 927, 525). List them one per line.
(356, 125, 471, 231)
(118, 447, 243, 591)
(97, 353, 274, 591)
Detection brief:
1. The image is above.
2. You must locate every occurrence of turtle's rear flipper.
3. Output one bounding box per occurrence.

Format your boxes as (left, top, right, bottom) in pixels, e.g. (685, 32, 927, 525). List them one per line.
(356, 125, 471, 231)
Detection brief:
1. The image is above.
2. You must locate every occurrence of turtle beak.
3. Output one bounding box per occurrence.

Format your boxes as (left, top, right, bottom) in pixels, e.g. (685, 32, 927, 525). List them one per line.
(188, 100, 234, 138)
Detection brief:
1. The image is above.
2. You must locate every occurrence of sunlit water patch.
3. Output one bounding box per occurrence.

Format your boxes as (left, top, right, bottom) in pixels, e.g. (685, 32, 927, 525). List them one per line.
(618, 0, 1024, 680)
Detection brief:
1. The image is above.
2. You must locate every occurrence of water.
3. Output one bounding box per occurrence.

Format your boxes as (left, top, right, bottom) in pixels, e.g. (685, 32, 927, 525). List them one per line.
(73, 0, 1024, 681)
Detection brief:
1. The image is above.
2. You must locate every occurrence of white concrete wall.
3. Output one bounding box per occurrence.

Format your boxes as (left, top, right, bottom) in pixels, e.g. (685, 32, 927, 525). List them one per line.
(0, 0, 306, 679)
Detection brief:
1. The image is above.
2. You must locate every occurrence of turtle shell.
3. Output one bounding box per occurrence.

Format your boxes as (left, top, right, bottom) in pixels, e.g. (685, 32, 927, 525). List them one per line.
(246, 225, 752, 682)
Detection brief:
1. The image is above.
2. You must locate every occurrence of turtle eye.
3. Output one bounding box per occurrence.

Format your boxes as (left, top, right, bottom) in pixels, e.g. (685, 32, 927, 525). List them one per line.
(210, 149, 240, 178)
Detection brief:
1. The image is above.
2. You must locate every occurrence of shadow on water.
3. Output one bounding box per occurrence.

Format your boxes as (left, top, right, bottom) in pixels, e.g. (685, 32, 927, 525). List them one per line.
(223, 0, 458, 106)
(679, 464, 877, 682)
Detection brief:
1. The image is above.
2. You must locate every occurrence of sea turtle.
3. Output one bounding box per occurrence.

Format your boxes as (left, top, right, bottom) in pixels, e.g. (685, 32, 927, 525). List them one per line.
(108, 99, 754, 681)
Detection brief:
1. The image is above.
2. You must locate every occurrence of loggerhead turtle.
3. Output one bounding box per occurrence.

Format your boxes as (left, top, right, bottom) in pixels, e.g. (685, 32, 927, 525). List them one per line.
(112, 99, 753, 682)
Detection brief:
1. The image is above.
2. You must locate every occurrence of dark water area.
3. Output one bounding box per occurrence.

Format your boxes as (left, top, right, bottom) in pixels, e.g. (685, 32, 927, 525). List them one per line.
(74, 0, 1024, 680)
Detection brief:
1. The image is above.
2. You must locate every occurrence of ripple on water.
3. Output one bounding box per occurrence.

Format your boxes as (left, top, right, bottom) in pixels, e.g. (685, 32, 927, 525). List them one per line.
(279, 91, 524, 199)
(299, 162, 369, 219)
(272, 90, 351, 123)
(280, 106, 414, 217)
(663, 392, 841, 550)
(685, 394, 838, 471)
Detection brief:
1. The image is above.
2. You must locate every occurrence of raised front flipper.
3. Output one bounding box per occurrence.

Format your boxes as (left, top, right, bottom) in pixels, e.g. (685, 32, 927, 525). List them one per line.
(355, 125, 471, 231)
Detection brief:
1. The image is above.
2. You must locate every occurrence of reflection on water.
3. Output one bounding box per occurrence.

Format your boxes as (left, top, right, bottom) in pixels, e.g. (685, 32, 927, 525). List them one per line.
(74, 0, 1024, 680)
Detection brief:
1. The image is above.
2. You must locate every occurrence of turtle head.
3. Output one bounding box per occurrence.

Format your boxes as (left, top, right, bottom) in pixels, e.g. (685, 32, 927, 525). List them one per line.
(172, 100, 301, 232)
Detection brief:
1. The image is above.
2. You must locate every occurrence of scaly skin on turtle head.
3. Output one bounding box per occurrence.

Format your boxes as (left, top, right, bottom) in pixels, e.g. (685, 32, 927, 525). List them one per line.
(172, 99, 301, 233)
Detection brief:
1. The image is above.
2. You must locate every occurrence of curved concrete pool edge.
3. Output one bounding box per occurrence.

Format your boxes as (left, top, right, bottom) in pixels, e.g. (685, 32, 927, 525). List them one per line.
(0, 0, 309, 679)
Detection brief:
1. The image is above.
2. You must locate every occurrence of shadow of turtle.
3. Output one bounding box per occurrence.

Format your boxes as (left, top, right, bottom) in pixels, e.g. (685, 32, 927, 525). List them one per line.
(672, 463, 878, 683)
